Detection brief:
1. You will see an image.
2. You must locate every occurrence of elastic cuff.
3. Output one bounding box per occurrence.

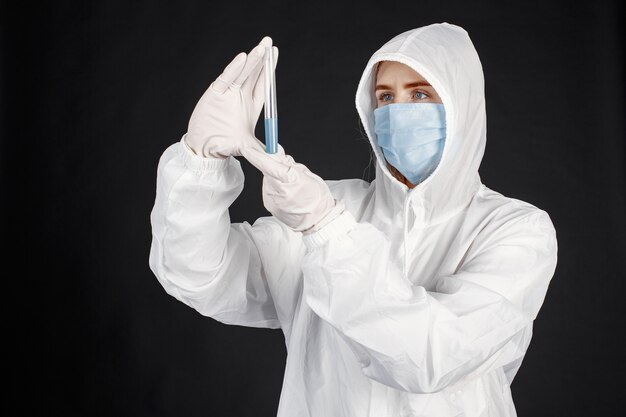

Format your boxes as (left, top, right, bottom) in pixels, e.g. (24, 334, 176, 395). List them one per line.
(178, 133, 230, 172)
(302, 209, 357, 250)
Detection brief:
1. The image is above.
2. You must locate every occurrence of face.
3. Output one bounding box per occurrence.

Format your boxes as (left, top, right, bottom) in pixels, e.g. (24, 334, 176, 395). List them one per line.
(374, 61, 443, 188)
(375, 61, 442, 108)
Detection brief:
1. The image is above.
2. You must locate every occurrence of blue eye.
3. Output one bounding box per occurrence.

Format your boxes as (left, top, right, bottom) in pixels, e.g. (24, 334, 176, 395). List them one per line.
(413, 90, 428, 100)
(380, 93, 392, 101)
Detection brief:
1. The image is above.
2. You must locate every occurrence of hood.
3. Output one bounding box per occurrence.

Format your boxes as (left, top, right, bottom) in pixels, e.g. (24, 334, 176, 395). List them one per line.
(356, 22, 485, 227)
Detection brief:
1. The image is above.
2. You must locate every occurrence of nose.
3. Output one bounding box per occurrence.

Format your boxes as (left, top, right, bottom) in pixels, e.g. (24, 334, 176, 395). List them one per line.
(378, 91, 412, 107)
(394, 93, 412, 104)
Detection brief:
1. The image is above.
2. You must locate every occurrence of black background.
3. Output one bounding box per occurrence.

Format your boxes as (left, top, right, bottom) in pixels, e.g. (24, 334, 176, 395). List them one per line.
(2, 1, 624, 416)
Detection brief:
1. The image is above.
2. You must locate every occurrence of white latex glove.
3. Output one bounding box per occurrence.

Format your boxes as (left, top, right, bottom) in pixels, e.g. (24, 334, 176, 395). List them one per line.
(240, 143, 344, 233)
(185, 36, 279, 158)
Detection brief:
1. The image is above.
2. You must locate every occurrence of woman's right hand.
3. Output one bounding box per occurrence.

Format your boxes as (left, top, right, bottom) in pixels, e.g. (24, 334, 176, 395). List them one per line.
(185, 36, 279, 159)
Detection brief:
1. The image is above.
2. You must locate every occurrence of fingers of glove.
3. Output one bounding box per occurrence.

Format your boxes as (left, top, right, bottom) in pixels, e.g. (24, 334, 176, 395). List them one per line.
(243, 57, 264, 95)
(253, 46, 279, 106)
(241, 145, 295, 183)
(211, 52, 247, 94)
(241, 139, 287, 158)
(245, 46, 273, 96)
(240, 145, 291, 182)
(246, 135, 267, 151)
(244, 136, 286, 156)
(244, 44, 276, 95)
(293, 162, 323, 182)
(234, 36, 272, 87)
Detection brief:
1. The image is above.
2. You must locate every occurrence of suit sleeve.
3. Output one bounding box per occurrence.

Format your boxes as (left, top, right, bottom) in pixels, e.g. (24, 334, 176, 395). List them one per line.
(149, 135, 281, 329)
(300, 207, 558, 393)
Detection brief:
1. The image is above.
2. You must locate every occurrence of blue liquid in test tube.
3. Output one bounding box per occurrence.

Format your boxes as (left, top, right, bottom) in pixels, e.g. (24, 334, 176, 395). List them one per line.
(264, 46, 278, 153)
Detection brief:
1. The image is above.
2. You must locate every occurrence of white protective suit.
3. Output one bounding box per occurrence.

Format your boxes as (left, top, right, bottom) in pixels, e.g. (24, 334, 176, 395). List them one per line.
(149, 22, 558, 417)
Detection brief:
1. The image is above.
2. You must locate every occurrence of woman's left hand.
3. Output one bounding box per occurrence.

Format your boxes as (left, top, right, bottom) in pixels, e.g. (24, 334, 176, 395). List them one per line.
(240, 144, 338, 232)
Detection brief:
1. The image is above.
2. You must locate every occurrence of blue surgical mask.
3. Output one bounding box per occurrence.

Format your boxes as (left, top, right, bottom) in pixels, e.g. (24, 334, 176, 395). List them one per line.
(373, 102, 446, 185)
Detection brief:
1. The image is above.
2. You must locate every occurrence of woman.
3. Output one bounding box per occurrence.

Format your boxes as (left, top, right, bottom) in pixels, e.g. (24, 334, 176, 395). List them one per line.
(150, 22, 558, 417)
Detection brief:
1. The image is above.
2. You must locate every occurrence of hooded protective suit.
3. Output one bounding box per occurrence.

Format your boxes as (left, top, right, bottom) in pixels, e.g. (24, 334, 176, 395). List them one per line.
(149, 22, 558, 417)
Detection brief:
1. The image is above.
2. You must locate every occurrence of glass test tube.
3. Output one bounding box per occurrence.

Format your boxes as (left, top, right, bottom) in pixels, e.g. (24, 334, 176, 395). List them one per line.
(264, 46, 278, 154)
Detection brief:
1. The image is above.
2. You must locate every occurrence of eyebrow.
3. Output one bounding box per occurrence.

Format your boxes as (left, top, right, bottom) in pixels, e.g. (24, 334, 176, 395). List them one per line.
(375, 81, 432, 91)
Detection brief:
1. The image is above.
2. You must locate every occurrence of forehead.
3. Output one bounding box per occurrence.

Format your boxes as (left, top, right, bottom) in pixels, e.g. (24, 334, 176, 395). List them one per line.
(375, 61, 425, 82)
